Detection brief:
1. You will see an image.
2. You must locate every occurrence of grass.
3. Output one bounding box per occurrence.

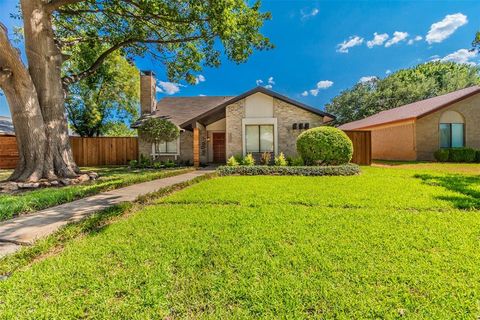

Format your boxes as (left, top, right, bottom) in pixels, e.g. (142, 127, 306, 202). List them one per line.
(0, 166, 192, 221)
(374, 160, 480, 174)
(1, 164, 480, 318)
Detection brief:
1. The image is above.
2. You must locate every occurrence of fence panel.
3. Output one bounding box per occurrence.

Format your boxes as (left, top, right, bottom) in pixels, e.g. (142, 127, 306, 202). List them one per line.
(343, 130, 372, 165)
(0, 136, 138, 169)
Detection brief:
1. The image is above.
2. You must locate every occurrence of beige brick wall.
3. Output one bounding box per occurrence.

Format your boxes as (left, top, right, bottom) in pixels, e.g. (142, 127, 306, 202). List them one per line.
(370, 122, 417, 161)
(273, 99, 325, 157)
(138, 131, 194, 164)
(225, 101, 245, 158)
(416, 94, 480, 160)
(224, 97, 325, 158)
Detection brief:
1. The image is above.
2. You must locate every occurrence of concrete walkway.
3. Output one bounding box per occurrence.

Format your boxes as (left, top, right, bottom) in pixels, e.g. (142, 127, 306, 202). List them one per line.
(0, 169, 213, 258)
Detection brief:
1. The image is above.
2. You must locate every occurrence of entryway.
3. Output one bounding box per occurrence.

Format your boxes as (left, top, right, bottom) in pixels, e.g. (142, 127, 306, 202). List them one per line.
(212, 132, 226, 163)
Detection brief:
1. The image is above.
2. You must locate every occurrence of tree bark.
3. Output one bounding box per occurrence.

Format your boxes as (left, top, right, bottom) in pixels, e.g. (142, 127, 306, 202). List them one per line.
(0, 23, 48, 181)
(19, 0, 79, 180)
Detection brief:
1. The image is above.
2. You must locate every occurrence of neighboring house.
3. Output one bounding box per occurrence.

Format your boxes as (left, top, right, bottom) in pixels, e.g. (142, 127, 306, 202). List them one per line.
(0, 116, 14, 136)
(339, 86, 480, 161)
(133, 71, 335, 165)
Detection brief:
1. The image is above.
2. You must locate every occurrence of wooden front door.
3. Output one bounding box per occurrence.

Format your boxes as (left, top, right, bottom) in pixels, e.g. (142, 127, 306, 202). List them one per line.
(212, 132, 226, 163)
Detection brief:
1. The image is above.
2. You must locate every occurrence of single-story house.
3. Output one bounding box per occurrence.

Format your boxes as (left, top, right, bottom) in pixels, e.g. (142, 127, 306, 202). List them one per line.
(339, 86, 480, 161)
(133, 71, 335, 165)
(0, 116, 14, 136)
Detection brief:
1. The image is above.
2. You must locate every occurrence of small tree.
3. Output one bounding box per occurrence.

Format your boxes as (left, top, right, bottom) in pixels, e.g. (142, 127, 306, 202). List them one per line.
(137, 118, 179, 143)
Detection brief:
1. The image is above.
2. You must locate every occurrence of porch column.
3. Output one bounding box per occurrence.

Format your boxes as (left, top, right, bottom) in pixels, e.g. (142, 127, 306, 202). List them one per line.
(193, 127, 200, 167)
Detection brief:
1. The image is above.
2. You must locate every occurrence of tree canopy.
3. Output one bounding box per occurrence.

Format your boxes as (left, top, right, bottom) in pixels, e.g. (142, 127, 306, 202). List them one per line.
(0, 0, 272, 182)
(138, 118, 180, 143)
(326, 61, 480, 125)
(65, 46, 139, 137)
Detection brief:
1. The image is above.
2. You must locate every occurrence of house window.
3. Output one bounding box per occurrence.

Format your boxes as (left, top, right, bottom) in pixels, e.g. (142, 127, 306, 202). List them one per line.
(439, 123, 464, 148)
(245, 125, 274, 153)
(154, 139, 178, 154)
(439, 110, 465, 148)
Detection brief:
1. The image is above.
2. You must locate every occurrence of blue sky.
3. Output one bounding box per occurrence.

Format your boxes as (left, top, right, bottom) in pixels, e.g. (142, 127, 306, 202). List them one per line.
(1, 0, 479, 117)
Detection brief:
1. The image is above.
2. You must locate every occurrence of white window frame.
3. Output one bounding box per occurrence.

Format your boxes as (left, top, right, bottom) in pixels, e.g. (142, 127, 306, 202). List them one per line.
(151, 137, 180, 160)
(241, 118, 278, 156)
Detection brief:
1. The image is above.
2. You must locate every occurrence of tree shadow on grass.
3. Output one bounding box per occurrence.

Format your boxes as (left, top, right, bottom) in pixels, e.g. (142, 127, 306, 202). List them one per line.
(414, 173, 480, 210)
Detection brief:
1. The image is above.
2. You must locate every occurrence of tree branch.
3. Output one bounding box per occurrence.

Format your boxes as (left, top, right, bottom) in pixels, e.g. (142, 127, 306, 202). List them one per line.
(62, 35, 204, 85)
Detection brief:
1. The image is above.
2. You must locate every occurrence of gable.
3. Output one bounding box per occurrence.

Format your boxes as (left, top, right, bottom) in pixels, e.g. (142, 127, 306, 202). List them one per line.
(245, 93, 274, 118)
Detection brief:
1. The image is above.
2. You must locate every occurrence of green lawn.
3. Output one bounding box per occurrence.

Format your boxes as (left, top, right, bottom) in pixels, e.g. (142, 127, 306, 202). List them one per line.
(0, 166, 192, 221)
(2, 165, 480, 318)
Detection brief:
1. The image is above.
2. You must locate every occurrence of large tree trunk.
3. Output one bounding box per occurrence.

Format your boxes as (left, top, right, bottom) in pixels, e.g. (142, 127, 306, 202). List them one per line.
(17, 0, 79, 180)
(0, 23, 48, 181)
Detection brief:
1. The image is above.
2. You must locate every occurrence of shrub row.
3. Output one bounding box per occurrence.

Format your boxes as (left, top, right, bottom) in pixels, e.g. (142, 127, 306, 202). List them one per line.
(434, 148, 480, 163)
(217, 164, 361, 176)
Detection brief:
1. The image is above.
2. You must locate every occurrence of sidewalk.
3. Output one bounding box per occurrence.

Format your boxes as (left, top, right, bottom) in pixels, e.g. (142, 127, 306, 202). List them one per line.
(0, 169, 213, 258)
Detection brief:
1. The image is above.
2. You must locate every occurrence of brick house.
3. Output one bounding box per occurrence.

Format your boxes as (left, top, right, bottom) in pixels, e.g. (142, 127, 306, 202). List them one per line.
(133, 71, 335, 165)
(339, 86, 480, 161)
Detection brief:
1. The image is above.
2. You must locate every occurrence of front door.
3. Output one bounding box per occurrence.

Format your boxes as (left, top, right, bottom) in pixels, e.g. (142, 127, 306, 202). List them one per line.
(212, 132, 226, 163)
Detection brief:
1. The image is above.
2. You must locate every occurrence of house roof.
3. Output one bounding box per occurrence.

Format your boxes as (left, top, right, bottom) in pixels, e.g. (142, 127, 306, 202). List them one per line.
(180, 87, 335, 128)
(0, 116, 14, 135)
(132, 87, 335, 129)
(339, 86, 480, 130)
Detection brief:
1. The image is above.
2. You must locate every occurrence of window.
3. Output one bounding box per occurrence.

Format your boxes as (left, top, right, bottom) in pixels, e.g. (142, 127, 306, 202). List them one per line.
(154, 139, 178, 154)
(245, 125, 274, 153)
(439, 123, 464, 148)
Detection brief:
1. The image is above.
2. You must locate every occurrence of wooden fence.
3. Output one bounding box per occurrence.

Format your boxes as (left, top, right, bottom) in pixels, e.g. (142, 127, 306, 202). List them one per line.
(0, 136, 138, 169)
(344, 130, 372, 165)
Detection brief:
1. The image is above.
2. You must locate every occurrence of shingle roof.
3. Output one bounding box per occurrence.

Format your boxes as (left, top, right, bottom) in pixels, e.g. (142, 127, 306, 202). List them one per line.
(339, 86, 480, 130)
(0, 116, 14, 135)
(154, 96, 234, 125)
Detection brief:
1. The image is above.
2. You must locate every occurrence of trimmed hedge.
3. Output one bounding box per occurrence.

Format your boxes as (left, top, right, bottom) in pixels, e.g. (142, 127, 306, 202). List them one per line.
(434, 148, 476, 163)
(217, 164, 361, 176)
(296, 127, 353, 166)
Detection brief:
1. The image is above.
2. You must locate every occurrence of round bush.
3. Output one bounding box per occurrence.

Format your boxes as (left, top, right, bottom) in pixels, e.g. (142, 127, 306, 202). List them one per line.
(296, 127, 353, 165)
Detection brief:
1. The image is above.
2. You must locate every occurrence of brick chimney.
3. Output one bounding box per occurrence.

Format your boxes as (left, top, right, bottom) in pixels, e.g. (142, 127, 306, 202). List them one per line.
(140, 70, 156, 115)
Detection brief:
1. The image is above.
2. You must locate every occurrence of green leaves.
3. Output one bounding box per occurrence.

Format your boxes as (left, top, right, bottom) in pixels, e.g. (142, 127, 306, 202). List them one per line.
(137, 117, 180, 143)
(326, 61, 480, 125)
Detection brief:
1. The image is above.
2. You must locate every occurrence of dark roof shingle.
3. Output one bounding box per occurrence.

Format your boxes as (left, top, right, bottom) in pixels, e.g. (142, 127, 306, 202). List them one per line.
(339, 86, 480, 130)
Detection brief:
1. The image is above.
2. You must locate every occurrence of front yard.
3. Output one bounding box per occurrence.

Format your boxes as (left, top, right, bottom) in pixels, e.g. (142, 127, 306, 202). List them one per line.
(1, 164, 480, 318)
(0, 166, 192, 221)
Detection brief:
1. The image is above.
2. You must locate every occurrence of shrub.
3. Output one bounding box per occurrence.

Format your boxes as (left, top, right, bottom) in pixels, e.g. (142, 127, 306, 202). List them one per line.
(434, 149, 449, 162)
(448, 148, 476, 163)
(260, 152, 272, 165)
(274, 152, 287, 166)
(289, 157, 304, 166)
(296, 127, 353, 165)
(476, 150, 480, 163)
(164, 160, 176, 168)
(226, 156, 239, 166)
(129, 159, 138, 168)
(152, 162, 163, 169)
(139, 154, 152, 168)
(233, 154, 243, 164)
(243, 153, 255, 166)
(217, 164, 360, 176)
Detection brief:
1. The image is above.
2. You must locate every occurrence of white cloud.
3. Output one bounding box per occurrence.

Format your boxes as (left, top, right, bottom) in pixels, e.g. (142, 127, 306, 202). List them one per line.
(426, 13, 468, 44)
(367, 33, 389, 48)
(257, 77, 275, 89)
(359, 76, 377, 83)
(302, 80, 334, 96)
(194, 74, 206, 85)
(156, 81, 184, 95)
(408, 35, 423, 45)
(300, 8, 319, 20)
(385, 31, 409, 47)
(441, 48, 478, 65)
(198, 94, 206, 96)
(337, 36, 364, 53)
(385, 69, 392, 75)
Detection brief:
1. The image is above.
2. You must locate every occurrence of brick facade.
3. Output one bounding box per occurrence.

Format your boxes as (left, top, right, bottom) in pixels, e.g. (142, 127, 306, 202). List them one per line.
(416, 94, 480, 160)
(273, 98, 325, 157)
(225, 101, 245, 158)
